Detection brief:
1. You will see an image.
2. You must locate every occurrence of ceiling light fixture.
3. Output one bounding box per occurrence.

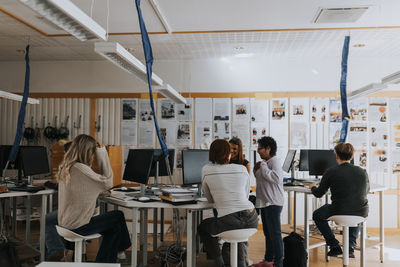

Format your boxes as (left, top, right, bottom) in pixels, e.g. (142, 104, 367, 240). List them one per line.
(0, 90, 39, 104)
(155, 84, 186, 104)
(381, 71, 400, 85)
(20, 0, 107, 41)
(348, 83, 387, 100)
(95, 42, 164, 86)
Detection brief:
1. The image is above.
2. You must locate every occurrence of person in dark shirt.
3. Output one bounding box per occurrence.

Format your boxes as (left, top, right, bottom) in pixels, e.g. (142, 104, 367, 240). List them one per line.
(229, 137, 250, 173)
(308, 142, 369, 258)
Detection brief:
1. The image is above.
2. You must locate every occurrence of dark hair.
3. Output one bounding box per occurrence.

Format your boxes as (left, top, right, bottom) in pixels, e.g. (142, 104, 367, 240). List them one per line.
(209, 139, 231, 164)
(64, 142, 72, 152)
(257, 136, 277, 157)
(334, 142, 354, 161)
(229, 137, 244, 164)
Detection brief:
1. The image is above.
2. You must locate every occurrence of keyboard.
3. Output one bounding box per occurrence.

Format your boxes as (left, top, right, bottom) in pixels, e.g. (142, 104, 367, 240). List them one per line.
(8, 185, 46, 193)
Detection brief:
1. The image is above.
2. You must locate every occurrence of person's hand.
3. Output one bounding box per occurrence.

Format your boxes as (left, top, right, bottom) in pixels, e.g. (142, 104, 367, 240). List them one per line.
(308, 183, 316, 189)
(253, 161, 262, 173)
(96, 142, 104, 148)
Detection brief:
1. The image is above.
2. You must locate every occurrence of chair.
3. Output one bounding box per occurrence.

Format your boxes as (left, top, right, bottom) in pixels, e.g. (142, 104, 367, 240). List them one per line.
(215, 228, 258, 267)
(328, 215, 367, 267)
(56, 225, 101, 262)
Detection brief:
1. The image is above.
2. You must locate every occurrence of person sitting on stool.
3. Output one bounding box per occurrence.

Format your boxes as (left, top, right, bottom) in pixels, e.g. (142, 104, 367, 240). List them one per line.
(308, 142, 369, 258)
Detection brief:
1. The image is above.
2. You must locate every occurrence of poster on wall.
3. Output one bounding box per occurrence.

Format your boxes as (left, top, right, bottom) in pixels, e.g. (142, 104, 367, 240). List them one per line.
(270, 98, 288, 149)
(250, 99, 268, 123)
(175, 146, 190, 168)
(329, 123, 342, 148)
(370, 149, 389, 173)
(121, 121, 137, 145)
(390, 98, 400, 122)
(290, 98, 309, 148)
(213, 98, 231, 121)
(392, 123, 400, 149)
(138, 99, 155, 147)
(311, 99, 328, 124)
(139, 99, 155, 123)
(214, 121, 231, 140)
(195, 121, 212, 148)
(349, 98, 367, 121)
(290, 122, 308, 148)
(232, 98, 250, 122)
(251, 126, 267, 146)
(176, 98, 193, 121)
(370, 123, 389, 148)
(329, 98, 342, 123)
(122, 99, 137, 121)
(176, 122, 192, 146)
(159, 121, 177, 146)
(391, 150, 400, 174)
(271, 99, 286, 120)
(347, 122, 368, 148)
(369, 98, 388, 123)
(195, 98, 212, 121)
(353, 149, 367, 169)
(159, 99, 175, 120)
(232, 123, 250, 147)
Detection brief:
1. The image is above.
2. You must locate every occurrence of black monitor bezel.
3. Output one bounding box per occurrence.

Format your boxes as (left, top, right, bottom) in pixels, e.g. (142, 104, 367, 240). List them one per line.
(299, 149, 309, 171)
(282, 149, 296, 173)
(123, 149, 154, 184)
(181, 149, 209, 185)
(308, 149, 338, 176)
(19, 146, 50, 176)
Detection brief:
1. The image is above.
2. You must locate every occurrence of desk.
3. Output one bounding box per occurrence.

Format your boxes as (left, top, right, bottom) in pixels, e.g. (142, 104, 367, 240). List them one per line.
(100, 196, 213, 267)
(284, 183, 386, 267)
(37, 262, 120, 267)
(0, 189, 55, 262)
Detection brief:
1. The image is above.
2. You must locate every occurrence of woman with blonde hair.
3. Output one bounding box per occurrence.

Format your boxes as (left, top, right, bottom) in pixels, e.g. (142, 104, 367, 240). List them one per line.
(57, 134, 131, 263)
(229, 137, 250, 173)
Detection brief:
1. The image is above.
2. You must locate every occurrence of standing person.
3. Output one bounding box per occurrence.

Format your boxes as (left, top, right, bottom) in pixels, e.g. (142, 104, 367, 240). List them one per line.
(253, 136, 284, 267)
(308, 143, 369, 258)
(56, 134, 131, 263)
(198, 139, 258, 267)
(229, 137, 251, 173)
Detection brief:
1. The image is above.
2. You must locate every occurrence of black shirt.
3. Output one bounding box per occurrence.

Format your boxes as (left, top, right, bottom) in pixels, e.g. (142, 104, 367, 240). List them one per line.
(230, 158, 249, 168)
(311, 163, 369, 217)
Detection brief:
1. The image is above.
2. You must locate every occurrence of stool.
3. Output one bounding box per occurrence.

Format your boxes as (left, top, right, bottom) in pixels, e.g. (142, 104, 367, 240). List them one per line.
(215, 228, 257, 267)
(56, 225, 101, 262)
(328, 215, 367, 267)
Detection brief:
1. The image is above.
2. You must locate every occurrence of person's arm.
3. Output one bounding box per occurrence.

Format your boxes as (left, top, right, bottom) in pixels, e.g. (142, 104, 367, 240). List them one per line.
(310, 170, 331, 198)
(255, 160, 282, 185)
(202, 179, 213, 203)
(245, 162, 251, 174)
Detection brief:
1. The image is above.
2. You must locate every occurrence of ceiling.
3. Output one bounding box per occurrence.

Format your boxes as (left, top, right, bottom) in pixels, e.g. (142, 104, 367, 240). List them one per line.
(1, 0, 400, 62)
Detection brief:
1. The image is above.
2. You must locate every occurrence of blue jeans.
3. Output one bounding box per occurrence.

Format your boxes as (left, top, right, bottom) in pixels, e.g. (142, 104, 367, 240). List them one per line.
(45, 210, 65, 259)
(313, 204, 360, 250)
(260, 205, 283, 267)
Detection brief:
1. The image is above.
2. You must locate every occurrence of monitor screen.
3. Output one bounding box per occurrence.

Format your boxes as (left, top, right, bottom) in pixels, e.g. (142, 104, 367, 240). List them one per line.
(182, 149, 210, 185)
(0, 145, 12, 173)
(123, 149, 154, 184)
(299, 149, 309, 171)
(282, 150, 296, 173)
(308, 150, 338, 176)
(20, 146, 50, 176)
(149, 149, 175, 177)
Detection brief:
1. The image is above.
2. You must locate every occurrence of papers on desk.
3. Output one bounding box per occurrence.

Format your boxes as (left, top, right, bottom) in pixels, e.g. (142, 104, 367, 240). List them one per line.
(161, 187, 195, 194)
(160, 188, 198, 205)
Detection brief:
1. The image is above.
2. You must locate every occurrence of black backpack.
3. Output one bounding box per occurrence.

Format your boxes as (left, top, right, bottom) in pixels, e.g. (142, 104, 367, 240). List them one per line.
(283, 232, 307, 267)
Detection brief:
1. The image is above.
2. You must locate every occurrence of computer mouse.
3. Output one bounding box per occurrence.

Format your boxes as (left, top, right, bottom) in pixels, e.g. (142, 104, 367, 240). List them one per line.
(121, 187, 128, 191)
(138, 196, 150, 201)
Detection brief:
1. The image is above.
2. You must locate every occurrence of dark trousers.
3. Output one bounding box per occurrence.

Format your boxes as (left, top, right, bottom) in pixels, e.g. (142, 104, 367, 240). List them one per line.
(72, 210, 131, 263)
(198, 209, 258, 267)
(260, 205, 283, 267)
(313, 204, 360, 250)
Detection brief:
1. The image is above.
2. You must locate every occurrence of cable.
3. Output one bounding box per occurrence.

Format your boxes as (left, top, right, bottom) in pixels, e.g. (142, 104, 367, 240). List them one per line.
(90, 0, 95, 18)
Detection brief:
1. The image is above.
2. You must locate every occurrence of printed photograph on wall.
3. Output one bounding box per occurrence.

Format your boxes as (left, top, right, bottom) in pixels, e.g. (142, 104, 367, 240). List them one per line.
(271, 100, 286, 120)
(369, 99, 388, 122)
(349, 99, 367, 121)
(353, 149, 367, 168)
(177, 123, 192, 146)
(140, 100, 154, 122)
(160, 99, 175, 120)
(292, 105, 304, 116)
(329, 99, 342, 123)
(122, 99, 137, 121)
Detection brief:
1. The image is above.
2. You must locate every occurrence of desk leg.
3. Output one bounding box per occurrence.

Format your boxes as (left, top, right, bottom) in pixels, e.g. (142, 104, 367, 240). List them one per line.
(287, 191, 292, 226)
(304, 193, 309, 267)
(26, 195, 31, 244)
(361, 220, 366, 267)
(153, 208, 158, 252)
(131, 208, 139, 267)
(40, 194, 47, 262)
(293, 192, 297, 232)
(12, 197, 16, 237)
(49, 194, 53, 213)
(160, 208, 164, 242)
(143, 209, 148, 267)
(379, 191, 384, 263)
(187, 209, 196, 267)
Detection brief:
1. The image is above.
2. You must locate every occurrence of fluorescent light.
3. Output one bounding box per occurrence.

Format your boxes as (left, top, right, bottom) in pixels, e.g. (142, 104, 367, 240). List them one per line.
(95, 42, 164, 86)
(348, 83, 387, 100)
(155, 84, 186, 104)
(20, 0, 107, 41)
(382, 71, 400, 85)
(0, 90, 39, 104)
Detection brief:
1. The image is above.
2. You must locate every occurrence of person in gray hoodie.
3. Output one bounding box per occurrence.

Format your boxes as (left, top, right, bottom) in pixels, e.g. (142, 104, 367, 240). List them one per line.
(253, 136, 284, 267)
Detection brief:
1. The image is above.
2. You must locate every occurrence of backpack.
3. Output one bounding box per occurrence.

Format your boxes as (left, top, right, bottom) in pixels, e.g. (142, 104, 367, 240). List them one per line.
(283, 232, 307, 267)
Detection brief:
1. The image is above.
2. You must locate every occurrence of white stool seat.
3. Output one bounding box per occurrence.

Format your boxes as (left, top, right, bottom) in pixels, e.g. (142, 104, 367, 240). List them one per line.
(56, 225, 101, 262)
(328, 215, 367, 267)
(215, 228, 257, 267)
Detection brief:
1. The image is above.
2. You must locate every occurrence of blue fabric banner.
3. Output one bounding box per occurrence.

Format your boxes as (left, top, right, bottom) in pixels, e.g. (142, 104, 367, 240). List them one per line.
(8, 45, 30, 161)
(135, 0, 168, 157)
(339, 36, 350, 143)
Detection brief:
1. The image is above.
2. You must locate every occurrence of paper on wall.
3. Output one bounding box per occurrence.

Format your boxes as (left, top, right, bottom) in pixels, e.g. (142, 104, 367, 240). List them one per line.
(121, 121, 137, 145)
(159, 121, 177, 146)
(176, 98, 193, 121)
(176, 122, 192, 146)
(347, 122, 368, 148)
(213, 121, 231, 141)
(121, 99, 137, 121)
(195, 98, 212, 121)
(195, 121, 212, 149)
(232, 98, 250, 122)
(159, 99, 176, 120)
(369, 98, 388, 123)
(213, 98, 231, 121)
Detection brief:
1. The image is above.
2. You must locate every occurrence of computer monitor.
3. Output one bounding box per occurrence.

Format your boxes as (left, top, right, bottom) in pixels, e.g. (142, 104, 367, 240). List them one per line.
(123, 149, 154, 184)
(308, 150, 338, 176)
(282, 150, 296, 173)
(19, 146, 50, 176)
(182, 149, 210, 185)
(299, 149, 309, 171)
(0, 145, 12, 174)
(149, 149, 175, 177)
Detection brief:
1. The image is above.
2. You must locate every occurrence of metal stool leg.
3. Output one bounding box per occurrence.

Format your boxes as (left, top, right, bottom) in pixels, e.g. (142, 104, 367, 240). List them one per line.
(230, 242, 238, 267)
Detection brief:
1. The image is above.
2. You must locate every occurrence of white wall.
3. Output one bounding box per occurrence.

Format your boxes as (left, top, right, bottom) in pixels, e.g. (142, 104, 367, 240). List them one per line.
(1, 56, 400, 93)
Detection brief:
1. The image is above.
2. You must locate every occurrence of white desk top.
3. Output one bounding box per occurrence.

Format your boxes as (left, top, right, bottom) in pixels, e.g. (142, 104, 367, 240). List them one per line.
(0, 188, 55, 198)
(36, 262, 120, 267)
(283, 183, 386, 194)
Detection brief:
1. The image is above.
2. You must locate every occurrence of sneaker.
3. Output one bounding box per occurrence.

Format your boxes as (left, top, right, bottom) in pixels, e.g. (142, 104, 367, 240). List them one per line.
(327, 246, 343, 257)
(349, 249, 355, 258)
(252, 260, 274, 267)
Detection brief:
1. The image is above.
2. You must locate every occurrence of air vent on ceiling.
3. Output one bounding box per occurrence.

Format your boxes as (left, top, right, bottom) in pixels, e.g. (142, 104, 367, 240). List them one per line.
(313, 7, 368, 23)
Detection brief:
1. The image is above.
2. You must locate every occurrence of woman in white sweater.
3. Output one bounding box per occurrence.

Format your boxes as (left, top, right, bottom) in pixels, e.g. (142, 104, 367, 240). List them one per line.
(198, 139, 258, 267)
(57, 134, 131, 263)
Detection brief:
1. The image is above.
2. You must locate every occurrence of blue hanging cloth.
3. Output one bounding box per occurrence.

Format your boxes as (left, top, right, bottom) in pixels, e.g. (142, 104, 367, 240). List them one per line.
(135, 0, 168, 157)
(8, 45, 30, 162)
(339, 36, 350, 143)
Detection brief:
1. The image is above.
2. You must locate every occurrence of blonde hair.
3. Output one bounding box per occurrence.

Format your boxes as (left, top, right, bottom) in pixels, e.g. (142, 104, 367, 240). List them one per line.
(56, 134, 97, 183)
